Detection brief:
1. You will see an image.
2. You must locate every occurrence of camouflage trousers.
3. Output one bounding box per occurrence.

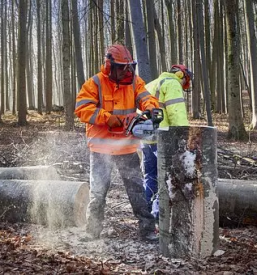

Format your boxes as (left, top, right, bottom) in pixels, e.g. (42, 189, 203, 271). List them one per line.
(85, 151, 155, 237)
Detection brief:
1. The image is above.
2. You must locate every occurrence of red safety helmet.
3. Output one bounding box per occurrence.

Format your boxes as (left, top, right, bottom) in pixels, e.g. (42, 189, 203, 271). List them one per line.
(171, 64, 193, 90)
(104, 44, 137, 85)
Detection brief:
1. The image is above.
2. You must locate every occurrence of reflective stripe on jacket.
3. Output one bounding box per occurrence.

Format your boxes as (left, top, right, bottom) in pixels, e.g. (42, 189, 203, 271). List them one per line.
(75, 71, 159, 155)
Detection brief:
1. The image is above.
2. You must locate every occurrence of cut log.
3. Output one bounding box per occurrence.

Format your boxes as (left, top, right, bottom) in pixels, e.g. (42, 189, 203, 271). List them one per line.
(217, 178, 257, 227)
(0, 180, 89, 228)
(158, 126, 219, 259)
(0, 166, 60, 180)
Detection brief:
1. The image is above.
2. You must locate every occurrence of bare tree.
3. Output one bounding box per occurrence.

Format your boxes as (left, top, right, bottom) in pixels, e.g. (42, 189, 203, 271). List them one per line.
(36, 0, 43, 114)
(197, 0, 213, 126)
(224, 0, 247, 140)
(45, 0, 53, 114)
(245, 0, 257, 130)
(71, 0, 85, 89)
(17, 0, 27, 125)
(128, 0, 151, 82)
(61, 0, 74, 130)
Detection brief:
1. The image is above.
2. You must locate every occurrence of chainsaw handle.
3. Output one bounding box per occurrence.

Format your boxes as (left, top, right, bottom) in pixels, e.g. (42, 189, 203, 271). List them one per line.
(141, 110, 151, 119)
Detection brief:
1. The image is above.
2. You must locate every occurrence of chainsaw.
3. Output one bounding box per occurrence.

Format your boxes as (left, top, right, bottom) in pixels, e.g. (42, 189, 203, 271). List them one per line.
(108, 108, 163, 140)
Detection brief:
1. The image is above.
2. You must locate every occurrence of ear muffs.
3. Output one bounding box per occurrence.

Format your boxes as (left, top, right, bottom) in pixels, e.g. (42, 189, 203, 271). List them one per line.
(175, 71, 184, 79)
(104, 53, 112, 74)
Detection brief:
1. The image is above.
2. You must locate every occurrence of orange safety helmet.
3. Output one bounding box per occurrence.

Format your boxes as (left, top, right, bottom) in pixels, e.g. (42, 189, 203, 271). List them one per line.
(171, 64, 193, 90)
(104, 44, 137, 85)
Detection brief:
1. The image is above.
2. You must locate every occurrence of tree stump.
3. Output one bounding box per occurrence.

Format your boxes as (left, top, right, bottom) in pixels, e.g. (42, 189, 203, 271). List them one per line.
(218, 178, 257, 227)
(0, 166, 60, 180)
(0, 180, 89, 228)
(158, 126, 219, 258)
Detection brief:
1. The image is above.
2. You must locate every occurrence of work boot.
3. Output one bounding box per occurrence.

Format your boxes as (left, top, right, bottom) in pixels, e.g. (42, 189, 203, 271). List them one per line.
(141, 231, 159, 242)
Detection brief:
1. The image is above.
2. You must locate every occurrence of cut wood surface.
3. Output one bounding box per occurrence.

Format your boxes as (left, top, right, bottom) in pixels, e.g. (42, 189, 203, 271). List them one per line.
(217, 178, 257, 226)
(0, 180, 89, 228)
(0, 166, 60, 180)
(158, 126, 219, 259)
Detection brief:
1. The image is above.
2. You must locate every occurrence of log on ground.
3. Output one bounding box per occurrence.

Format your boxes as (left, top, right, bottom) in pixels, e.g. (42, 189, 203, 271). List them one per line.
(218, 178, 257, 227)
(0, 166, 60, 180)
(0, 180, 89, 228)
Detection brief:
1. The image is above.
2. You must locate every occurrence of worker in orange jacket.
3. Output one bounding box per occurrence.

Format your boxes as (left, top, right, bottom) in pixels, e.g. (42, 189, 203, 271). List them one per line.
(75, 44, 159, 241)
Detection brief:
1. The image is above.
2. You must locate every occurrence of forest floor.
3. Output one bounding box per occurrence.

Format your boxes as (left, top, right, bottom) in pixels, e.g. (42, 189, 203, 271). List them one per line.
(0, 110, 257, 274)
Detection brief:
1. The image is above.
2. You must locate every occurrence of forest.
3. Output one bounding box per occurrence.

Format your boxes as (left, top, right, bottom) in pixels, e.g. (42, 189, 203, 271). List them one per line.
(0, 0, 257, 273)
(0, 0, 256, 141)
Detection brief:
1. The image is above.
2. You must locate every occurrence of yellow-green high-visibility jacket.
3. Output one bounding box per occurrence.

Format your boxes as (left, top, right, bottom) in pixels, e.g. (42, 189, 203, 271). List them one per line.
(143, 72, 189, 144)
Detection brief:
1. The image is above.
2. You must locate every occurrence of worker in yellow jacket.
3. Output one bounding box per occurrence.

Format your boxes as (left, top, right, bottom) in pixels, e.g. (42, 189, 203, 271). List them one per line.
(141, 65, 193, 219)
(75, 44, 159, 241)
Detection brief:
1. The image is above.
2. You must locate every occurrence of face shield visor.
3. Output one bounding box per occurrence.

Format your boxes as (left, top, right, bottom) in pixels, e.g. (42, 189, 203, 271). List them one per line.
(109, 61, 137, 85)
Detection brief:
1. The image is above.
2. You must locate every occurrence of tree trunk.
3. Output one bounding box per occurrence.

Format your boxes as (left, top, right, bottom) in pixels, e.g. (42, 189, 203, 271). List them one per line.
(128, 0, 151, 83)
(158, 126, 219, 259)
(218, 178, 257, 227)
(71, 0, 85, 89)
(225, 0, 247, 140)
(17, 0, 27, 125)
(245, 0, 257, 130)
(0, 180, 89, 228)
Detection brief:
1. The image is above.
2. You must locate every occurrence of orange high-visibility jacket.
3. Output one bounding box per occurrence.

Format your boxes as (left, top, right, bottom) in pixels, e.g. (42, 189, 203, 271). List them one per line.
(75, 70, 159, 155)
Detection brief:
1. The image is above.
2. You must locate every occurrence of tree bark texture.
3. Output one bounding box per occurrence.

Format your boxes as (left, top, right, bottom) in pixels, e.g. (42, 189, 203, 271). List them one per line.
(0, 180, 89, 228)
(218, 178, 257, 227)
(0, 166, 60, 180)
(158, 126, 219, 259)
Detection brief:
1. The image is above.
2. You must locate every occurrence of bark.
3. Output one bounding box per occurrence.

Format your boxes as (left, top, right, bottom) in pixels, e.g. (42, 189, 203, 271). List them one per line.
(245, 0, 257, 129)
(128, 0, 151, 82)
(17, 0, 27, 125)
(218, 178, 257, 227)
(197, 0, 213, 126)
(225, 0, 247, 140)
(145, 0, 158, 79)
(71, 0, 85, 89)
(158, 126, 219, 259)
(0, 166, 60, 180)
(62, 0, 74, 130)
(0, 180, 89, 228)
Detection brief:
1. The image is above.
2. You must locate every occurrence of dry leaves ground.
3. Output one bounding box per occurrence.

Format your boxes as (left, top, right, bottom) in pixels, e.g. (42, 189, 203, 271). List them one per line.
(0, 110, 257, 274)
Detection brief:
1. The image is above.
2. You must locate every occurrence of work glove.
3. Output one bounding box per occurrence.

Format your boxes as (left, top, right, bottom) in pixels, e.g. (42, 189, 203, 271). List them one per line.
(145, 104, 155, 112)
(107, 115, 123, 128)
(132, 119, 156, 141)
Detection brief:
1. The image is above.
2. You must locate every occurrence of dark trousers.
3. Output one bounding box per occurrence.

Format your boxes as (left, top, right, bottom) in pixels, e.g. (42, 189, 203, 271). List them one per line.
(85, 151, 155, 237)
(141, 143, 158, 210)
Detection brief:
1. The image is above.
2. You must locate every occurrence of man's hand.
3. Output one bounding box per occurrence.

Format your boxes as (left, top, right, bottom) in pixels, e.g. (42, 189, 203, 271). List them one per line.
(107, 115, 123, 128)
(145, 104, 155, 112)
